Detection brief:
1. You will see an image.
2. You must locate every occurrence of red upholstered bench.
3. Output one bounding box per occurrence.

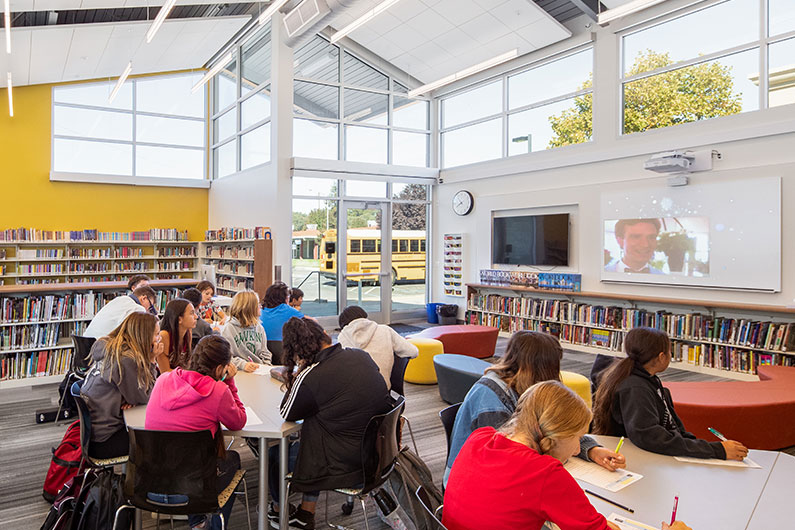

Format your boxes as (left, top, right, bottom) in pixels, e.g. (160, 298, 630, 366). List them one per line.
(408, 325, 499, 359)
(664, 365, 795, 450)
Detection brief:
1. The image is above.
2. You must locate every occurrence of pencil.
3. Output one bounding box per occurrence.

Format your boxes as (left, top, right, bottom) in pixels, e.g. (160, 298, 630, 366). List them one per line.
(670, 495, 679, 525)
(708, 427, 728, 441)
(584, 489, 634, 513)
(615, 436, 625, 453)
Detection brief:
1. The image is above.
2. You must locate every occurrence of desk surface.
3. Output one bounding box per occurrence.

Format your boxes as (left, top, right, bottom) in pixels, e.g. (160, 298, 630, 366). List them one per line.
(746, 452, 792, 529)
(125, 372, 300, 439)
(587, 435, 778, 530)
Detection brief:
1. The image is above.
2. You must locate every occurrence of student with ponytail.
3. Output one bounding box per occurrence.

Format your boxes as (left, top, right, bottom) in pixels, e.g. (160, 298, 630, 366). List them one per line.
(592, 327, 748, 460)
(443, 381, 692, 530)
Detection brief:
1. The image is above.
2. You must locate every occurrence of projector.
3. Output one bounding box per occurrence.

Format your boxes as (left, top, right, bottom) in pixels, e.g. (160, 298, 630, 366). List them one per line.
(643, 151, 695, 173)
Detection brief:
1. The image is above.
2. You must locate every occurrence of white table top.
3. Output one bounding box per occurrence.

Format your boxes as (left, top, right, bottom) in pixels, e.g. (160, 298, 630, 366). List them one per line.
(746, 452, 792, 529)
(587, 435, 778, 530)
(125, 372, 301, 439)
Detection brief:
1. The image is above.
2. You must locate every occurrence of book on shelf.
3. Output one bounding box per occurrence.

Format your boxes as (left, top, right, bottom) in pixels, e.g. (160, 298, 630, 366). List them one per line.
(0, 228, 189, 242)
(205, 227, 271, 241)
(0, 348, 73, 381)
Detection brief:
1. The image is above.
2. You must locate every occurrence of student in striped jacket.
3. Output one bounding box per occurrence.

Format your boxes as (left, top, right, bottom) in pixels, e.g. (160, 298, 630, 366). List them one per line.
(267, 317, 390, 530)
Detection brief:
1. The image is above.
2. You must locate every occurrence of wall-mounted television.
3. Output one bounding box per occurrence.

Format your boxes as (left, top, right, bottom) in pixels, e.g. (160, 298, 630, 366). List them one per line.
(492, 213, 570, 266)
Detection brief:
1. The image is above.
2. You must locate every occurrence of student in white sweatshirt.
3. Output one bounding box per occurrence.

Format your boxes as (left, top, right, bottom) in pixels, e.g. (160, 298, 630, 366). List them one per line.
(220, 290, 271, 371)
(85, 286, 157, 339)
(337, 306, 418, 390)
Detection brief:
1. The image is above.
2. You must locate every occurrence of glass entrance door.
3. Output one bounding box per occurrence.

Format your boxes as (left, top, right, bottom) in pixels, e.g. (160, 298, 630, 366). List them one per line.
(339, 201, 389, 323)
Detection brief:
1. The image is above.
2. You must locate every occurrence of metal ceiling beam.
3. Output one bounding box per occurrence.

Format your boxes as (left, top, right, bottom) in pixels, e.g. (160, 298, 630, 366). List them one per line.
(567, 0, 600, 21)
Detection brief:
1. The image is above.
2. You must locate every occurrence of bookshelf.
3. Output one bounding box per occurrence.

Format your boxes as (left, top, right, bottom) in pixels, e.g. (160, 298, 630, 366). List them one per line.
(466, 283, 795, 381)
(200, 239, 273, 300)
(0, 279, 197, 388)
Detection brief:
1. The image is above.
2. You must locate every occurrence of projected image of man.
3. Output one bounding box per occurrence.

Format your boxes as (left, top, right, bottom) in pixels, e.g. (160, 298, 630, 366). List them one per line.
(605, 218, 665, 274)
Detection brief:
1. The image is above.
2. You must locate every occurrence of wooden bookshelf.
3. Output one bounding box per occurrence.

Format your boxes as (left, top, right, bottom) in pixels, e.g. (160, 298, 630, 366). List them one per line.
(0, 279, 197, 388)
(466, 284, 795, 381)
(200, 239, 273, 300)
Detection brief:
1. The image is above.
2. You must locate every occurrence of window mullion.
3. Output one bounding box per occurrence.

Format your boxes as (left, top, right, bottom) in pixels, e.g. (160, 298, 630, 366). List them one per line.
(759, 0, 768, 109)
(132, 79, 137, 178)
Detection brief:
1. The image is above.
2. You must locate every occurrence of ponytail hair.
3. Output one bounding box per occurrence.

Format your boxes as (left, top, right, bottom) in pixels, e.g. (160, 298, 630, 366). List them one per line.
(500, 380, 591, 455)
(282, 317, 330, 390)
(188, 335, 232, 378)
(592, 327, 670, 434)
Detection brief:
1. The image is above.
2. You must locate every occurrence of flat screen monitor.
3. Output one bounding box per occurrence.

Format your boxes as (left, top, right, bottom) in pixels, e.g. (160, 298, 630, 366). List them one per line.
(492, 214, 569, 266)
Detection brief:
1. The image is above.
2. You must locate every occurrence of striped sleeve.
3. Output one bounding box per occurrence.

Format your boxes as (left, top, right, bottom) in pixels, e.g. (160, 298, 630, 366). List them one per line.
(279, 363, 319, 421)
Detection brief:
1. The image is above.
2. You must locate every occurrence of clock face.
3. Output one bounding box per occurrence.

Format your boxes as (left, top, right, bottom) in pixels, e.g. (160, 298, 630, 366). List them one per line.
(453, 190, 473, 216)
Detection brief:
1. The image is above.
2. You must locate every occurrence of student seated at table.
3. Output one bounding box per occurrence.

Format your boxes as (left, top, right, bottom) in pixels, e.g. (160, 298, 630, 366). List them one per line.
(269, 316, 390, 529)
(84, 286, 157, 339)
(156, 298, 197, 373)
(196, 280, 227, 324)
(592, 327, 748, 461)
(289, 287, 304, 311)
(337, 305, 418, 390)
(259, 281, 303, 364)
(127, 274, 158, 315)
(80, 312, 161, 459)
(146, 335, 246, 530)
(181, 287, 216, 344)
(443, 381, 692, 530)
(444, 330, 623, 488)
(220, 290, 271, 371)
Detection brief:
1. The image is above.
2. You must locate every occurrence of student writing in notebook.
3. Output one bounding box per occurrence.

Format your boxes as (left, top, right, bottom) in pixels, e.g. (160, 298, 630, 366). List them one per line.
(592, 327, 748, 460)
(443, 381, 692, 530)
(220, 290, 271, 371)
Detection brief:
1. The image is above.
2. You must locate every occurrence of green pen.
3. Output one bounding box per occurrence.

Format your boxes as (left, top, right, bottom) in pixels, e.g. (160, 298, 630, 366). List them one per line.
(708, 427, 728, 441)
(615, 436, 625, 453)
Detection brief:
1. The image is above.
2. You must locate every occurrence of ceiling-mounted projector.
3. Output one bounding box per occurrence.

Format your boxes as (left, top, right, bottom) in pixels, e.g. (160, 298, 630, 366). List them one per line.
(643, 151, 694, 173)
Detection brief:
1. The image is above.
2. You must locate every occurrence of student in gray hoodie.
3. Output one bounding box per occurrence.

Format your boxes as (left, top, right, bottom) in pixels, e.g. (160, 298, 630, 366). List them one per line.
(80, 312, 162, 459)
(220, 290, 271, 371)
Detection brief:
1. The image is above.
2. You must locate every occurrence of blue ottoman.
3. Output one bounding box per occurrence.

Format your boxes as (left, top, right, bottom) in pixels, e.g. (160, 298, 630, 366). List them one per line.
(433, 354, 491, 405)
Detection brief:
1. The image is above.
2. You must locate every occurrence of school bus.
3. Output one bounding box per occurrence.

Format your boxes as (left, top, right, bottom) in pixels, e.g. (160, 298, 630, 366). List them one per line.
(319, 229, 426, 284)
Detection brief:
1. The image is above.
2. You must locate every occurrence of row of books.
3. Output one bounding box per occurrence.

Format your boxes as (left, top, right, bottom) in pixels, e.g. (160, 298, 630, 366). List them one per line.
(204, 247, 255, 259)
(0, 324, 70, 350)
(158, 247, 197, 257)
(158, 261, 195, 271)
(18, 249, 64, 258)
(0, 349, 73, 381)
(19, 264, 65, 274)
(205, 227, 271, 241)
(670, 341, 795, 374)
(218, 277, 254, 292)
(0, 228, 189, 242)
(217, 263, 255, 276)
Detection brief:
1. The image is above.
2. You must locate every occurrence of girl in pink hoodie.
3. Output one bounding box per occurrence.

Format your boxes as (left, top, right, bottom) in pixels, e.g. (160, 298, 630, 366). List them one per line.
(146, 335, 247, 530)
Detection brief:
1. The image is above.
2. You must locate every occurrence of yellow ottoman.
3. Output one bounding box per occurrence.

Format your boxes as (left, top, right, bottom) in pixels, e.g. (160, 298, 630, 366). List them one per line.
(404, 338, 444, 384)
(561, 370, 592, 408)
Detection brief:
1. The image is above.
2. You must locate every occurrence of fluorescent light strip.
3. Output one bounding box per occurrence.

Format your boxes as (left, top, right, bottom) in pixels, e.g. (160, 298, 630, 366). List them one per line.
(257, 0, 291, 25)
(7, 71, 12, 117)
(330, 0, 401, 44)
(191, 51, 235, 94)
(408, 49, 518, 98)
(598, 0, 667, 25)
(145, 0, 177, 43)
(109, 61, 132, 103)
(4, 0, 11, 54)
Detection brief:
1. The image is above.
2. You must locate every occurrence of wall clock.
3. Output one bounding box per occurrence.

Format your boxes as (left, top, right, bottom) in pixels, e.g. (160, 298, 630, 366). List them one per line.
(452, 190, 474, 216)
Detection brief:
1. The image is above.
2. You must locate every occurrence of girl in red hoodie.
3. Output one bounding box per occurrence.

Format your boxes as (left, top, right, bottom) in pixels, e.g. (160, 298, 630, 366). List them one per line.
(146, 335, 247, 530)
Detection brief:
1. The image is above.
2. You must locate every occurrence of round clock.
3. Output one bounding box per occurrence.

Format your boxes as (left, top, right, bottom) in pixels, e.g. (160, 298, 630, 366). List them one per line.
(452, 190, 474, 216)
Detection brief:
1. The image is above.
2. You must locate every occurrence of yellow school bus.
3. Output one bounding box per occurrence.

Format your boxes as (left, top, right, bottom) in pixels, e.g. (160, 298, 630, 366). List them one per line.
(319, 229, 426, 284)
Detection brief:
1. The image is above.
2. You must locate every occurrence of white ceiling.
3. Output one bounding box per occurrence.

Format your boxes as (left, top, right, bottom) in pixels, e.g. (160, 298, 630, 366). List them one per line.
(0, 0, 252, 10)
(0, 16, 250, 87)
(330, 0, 572, 84)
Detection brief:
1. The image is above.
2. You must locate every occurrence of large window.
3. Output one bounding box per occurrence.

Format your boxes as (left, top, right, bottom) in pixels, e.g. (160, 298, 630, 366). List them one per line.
(293, 36, 431, 167)
(52, 72, 206, 180)
(620, 0, 795, 134)
(440, 47, 593, 168)
(211, 23, 272, 178)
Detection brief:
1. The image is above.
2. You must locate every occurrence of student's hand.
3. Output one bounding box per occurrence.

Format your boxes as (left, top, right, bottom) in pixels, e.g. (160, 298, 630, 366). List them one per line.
(662, 521, 692, 530)
(588, 446, 626, 471)
(722, 440, 749, 461)
(152, 340, 165, 362)
(121, 403, 134, 410)
(224, 363, 238, 381)
(244, 362, 259, 373)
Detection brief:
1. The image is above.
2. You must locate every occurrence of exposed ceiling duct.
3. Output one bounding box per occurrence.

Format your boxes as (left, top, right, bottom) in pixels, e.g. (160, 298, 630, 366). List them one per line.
(283, 0, 361, 48)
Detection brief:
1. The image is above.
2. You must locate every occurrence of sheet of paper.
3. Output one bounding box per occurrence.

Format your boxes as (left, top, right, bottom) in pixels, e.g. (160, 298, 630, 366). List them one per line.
(607, 513, 657, 530)
(252, 364, 271, 376)
(673, 456, 761, 468)
(244, 406, 264, 426)
(564, 458, 643, 492)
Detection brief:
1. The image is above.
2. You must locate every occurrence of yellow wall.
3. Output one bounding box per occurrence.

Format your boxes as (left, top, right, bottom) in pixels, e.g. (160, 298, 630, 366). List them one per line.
(0, 83, 208, 240)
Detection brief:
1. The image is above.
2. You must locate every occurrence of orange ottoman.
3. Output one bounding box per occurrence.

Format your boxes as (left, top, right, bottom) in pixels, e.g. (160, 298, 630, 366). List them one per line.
(409, 325, 499, 359)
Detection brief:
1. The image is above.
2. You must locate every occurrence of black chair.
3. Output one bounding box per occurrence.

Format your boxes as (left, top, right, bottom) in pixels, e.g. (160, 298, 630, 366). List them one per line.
(70, 381, 129, 469)
(320, 395, 405, 530)
(390, 354, 410, 396)
(55, 335, 97, 424)
(267, 340, 284, 365)
(415, 485, 447, 530)
(112, 428, 250, 530)
(439, 402, 461, 462)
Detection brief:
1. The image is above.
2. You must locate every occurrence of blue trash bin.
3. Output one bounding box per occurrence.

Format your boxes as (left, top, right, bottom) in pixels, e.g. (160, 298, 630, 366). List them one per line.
(426, 303, 441, 324)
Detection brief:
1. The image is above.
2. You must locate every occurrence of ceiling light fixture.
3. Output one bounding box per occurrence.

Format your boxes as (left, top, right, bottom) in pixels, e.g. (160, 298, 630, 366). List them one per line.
(597, 0, 667, 25)
(6, 72, 12, 117)
(408, 49, 518, 98)
(329, 0, 401, 44)
(191, 51, 235, 93)
(109, 61, 132, 103)
(257, 0, 291, 25)
(4, 0, 11, 54)
(145, 0, 178, 43)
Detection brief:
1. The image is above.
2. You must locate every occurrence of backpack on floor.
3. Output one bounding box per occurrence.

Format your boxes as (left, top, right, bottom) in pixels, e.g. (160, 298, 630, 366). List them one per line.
(57, 374, 80, 421)
(75, 469, 132, 530)
(385, 447, 444, 530)
(43, 421, 83, 503)
(40, 468, 97, 530)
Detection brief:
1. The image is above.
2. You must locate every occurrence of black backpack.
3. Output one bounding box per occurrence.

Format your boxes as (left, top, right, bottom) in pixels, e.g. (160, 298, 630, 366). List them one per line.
(40, 468, 97, 530)
(75, 470, 132, 530)
(385, 447, 444, 530)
